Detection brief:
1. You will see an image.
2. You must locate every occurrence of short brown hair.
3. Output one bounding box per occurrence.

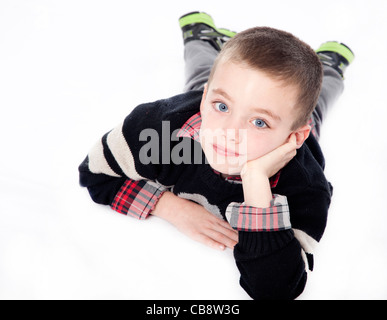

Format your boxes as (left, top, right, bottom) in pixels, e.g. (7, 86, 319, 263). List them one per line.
(208, 27, 323, 130)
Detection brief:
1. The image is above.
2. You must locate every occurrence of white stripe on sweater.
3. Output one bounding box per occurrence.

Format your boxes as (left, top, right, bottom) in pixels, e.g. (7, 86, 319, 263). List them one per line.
(293, 228, 318, 254)
(88, 139, 120, 177)
(106, 122, 145, 181)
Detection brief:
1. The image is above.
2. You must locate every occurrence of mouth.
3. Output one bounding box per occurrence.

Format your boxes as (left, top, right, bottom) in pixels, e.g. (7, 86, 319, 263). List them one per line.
(212, 144, 241, 157)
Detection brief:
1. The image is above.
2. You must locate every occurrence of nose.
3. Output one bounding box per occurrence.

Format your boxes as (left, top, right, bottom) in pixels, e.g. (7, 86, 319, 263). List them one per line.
(225, 128, 240, 144)
(221, 118, 245, 145)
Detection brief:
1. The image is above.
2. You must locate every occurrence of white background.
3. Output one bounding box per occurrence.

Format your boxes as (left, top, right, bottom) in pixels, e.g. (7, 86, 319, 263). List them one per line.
(1, 0, 386, 300)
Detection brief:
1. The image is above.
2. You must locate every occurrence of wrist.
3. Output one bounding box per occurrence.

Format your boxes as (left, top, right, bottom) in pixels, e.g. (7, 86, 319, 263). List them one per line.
(152, 191, 177, 221)
(240, 161, 269, 181)
(152, 191, 193, 223)
(242, 171, 272, 208)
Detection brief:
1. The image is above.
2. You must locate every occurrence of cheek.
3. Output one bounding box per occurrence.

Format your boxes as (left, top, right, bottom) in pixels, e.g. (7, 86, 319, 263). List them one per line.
(199, 116, 216, 151)
(245, 134, 285, 160)
(246, 140, 271, 160)
(200, 113, 223, 142)
(201, 108, 217, 128)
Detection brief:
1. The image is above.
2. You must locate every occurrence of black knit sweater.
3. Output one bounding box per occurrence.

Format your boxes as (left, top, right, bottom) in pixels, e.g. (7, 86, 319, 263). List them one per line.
(79, 90, 332, 300)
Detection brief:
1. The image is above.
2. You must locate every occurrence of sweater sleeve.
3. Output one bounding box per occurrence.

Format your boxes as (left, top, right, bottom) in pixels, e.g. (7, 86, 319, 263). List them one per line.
(78, 121, 168, 217)
(78, 101, 173, 214)
(230, 186, 330, 300)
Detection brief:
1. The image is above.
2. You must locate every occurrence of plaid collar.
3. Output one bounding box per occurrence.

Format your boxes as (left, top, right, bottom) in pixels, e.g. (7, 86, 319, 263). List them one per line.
(176, 112, 202, 142)
(177, 112, 280, 187)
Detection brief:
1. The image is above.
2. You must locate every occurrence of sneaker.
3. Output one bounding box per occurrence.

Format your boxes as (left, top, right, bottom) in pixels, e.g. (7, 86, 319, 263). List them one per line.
(179, 11, 236, 51)
(316, 41, 355, 78)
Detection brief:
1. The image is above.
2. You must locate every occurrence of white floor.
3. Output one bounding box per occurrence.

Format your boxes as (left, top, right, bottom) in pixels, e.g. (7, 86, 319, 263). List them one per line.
(1, 0, 386, 300)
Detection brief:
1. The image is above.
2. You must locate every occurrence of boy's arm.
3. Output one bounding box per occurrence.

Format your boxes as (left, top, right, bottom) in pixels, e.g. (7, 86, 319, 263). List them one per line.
(78, 120, 168, 219)
(226, 135, 296, 233)
(78, 100, 173, 217)
(230, 186, 330, 300)
(228, 134, 308, 300)
(79, 152, 168, 219)
(80, 148, 239, 249)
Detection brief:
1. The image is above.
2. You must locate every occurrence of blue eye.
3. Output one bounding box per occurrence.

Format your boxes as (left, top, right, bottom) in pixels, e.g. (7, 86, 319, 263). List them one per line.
(215, 102, 229, 113)
(252, 119, 267, 128)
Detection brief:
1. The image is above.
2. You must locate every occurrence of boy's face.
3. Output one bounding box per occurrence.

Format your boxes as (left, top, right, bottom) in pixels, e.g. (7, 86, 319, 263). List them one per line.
(200, 60, 301, 176)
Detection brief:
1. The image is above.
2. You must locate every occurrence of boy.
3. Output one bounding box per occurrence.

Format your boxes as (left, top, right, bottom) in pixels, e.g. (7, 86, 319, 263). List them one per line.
(78, 12, 354, 299)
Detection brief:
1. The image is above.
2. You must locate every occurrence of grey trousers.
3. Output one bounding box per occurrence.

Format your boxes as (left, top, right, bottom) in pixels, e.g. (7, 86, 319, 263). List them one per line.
(183, 40, 344, 140)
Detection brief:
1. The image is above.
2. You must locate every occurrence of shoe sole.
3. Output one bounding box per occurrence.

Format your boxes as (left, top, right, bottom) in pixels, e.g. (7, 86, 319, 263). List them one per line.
(316, 41, 355, 64)
(179, 11, 236, 39)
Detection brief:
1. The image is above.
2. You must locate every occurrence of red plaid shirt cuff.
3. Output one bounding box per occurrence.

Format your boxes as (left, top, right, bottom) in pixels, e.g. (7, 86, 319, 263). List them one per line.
(225, 195, 291, 232)
(111, 179, 167, 219)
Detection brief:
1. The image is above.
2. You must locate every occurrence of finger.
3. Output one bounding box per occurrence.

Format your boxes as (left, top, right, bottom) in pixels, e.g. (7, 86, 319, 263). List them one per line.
(213, 219, 238, 241)
(195, 233, 227, 251)
(216, 220, 239, 246)
(219, 223, 239, 243)
(283, 134, 297, 150)
(270, 140, 294, 157)
(207, 215, 238, 235)
(281, 135, 298, 157)
(219, 219, 238, 233)
(206, 228, 238, 250)
(288, 132, 297, 144)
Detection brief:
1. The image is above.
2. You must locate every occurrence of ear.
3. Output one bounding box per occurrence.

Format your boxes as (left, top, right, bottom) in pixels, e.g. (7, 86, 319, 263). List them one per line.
(203, 83, 208, 98)
(199, 83, 208, 112)
(291, 125, 311, 149)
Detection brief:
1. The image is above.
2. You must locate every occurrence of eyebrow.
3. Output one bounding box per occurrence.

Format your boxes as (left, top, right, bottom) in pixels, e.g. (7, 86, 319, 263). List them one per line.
(252, 107, 282, 122)
(211, 88, 234, 103)
(211, 88, 281, 122)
